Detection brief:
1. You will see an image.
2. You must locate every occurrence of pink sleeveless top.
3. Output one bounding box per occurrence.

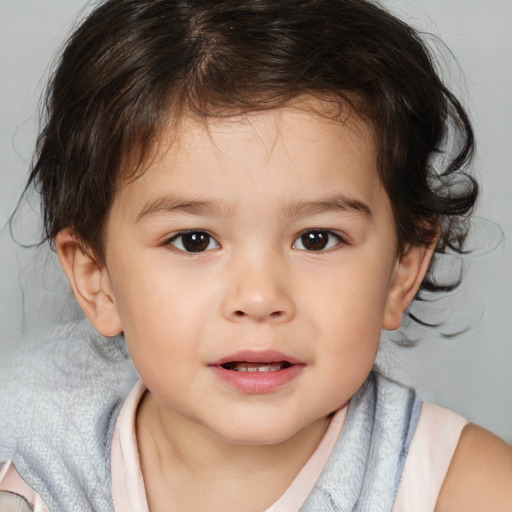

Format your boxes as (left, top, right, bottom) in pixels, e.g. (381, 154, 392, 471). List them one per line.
(393, 403, 468, 511)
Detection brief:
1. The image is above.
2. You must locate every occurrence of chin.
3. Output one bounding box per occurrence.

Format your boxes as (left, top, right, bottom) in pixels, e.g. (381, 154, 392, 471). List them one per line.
(210, 417, 307, 447)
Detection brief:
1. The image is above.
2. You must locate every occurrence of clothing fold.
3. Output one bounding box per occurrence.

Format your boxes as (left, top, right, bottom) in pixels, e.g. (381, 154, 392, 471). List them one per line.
(301, 372, 421, 511)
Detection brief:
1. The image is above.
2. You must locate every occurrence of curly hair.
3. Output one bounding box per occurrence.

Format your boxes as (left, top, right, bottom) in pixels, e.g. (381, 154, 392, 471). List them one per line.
(24, 0, 477, 302)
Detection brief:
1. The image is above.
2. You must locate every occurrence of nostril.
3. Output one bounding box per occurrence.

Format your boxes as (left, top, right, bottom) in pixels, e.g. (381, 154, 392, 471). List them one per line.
(233, 310, 284, 318)
(228, 306, 293, 322)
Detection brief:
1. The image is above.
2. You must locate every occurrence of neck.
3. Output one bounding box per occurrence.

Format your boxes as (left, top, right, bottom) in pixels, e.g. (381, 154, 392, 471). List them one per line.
(136, 392, 331, 512)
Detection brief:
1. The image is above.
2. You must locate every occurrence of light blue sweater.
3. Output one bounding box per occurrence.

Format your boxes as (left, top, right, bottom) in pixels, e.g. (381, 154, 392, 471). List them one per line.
(0, 321, 420, 511)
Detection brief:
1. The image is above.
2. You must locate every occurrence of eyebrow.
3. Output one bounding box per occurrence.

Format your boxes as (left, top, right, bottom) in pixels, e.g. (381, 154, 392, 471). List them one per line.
(136, 192, 372, 222)
(136, 196, 237, 222)
(281, 193, 373, 219)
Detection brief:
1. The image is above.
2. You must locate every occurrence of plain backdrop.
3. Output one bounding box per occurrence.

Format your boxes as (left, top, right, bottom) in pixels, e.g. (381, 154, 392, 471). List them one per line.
(1, 0, 511, 443)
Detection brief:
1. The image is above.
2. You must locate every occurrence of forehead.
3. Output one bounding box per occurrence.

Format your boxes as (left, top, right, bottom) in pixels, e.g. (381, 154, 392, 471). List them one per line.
(122, 96, 375, 173)
(112, 102, 384, 221)
(153, 103, 372, 173)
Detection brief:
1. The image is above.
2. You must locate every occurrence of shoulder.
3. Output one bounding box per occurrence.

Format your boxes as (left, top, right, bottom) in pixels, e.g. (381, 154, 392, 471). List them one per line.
(435, 424, 512, 511)
(0, 320, 137, 510)
(0, 319, 136, 447)
(393, 402, 466, 512)
(0, 320, 133, 432)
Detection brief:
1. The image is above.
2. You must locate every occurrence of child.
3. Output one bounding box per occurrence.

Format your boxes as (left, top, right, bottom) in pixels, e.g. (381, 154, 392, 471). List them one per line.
(1, 0, 511, 511)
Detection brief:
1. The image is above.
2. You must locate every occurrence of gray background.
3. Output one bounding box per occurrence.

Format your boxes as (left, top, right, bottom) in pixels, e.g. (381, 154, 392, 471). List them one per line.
(1, 1, 511, 442)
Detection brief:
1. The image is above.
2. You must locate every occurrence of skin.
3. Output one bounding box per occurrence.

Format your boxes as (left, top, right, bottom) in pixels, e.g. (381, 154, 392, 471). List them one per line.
(56, 102, 511, 511)
(435, 424, 512, 511)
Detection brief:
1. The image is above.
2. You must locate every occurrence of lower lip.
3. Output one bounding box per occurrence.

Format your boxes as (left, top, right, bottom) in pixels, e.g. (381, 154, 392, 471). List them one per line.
(209, 364, 304, 393)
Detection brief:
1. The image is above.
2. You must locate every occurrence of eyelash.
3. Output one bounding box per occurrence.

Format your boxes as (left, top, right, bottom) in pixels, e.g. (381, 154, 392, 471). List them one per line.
(165, 230, 220, 253)
(164, 229, 346, 254)
(292, 229, 345, 252)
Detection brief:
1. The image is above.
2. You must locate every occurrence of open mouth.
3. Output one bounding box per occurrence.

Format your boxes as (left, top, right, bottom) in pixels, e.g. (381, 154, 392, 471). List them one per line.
(220, 361, 293, 372)
(210, 352, 303, 392)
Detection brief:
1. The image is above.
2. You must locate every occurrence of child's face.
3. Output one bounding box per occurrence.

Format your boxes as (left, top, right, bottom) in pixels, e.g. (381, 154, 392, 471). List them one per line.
(97, 102, 421, 445)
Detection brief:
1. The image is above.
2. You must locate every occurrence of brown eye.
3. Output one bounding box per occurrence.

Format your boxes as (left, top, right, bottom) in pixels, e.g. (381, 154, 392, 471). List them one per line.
(293, 230, 341, 251)
(169, 231, 220, 252)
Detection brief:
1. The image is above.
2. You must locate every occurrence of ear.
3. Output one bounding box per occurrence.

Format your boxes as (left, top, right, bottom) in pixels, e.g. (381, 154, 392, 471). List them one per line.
(383, 242, 436, 331)
(55, 230, 123, 337)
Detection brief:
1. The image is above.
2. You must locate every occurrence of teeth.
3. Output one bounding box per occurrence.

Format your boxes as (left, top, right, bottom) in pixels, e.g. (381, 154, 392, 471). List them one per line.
(223, 362, 290, 372)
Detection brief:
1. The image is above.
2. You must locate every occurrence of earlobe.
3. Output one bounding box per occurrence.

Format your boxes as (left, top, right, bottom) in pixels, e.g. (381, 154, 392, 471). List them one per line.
(383, 242, 436, 331)
(55, 230, 123, 337)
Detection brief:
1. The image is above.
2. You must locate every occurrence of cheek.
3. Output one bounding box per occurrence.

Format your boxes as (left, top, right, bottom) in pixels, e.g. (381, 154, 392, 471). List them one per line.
(302, 259, 391, 368)
(109, 256, 219, 359)
(310, 265, 391, 327)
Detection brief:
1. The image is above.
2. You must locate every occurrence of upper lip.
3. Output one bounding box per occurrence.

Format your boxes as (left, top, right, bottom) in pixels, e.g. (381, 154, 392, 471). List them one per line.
(209, 349, 302, 366)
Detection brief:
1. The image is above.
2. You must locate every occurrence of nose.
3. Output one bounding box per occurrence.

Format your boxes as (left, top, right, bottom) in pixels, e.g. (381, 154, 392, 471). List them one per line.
(220, 256, 296, 324)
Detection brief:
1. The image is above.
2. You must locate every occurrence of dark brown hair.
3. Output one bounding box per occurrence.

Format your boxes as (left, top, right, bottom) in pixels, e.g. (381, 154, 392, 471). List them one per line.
(25, 0, 477, 301)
